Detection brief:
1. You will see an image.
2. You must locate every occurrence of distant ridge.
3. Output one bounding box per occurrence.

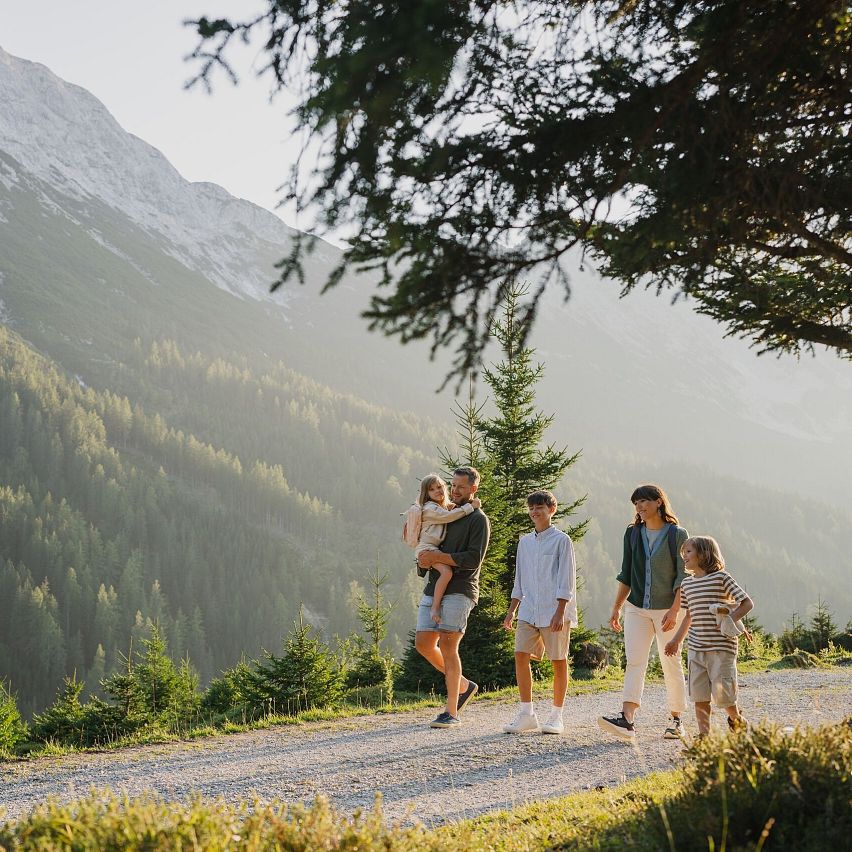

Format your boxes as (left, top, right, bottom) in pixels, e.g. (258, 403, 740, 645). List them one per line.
(0, 45, 850, 500)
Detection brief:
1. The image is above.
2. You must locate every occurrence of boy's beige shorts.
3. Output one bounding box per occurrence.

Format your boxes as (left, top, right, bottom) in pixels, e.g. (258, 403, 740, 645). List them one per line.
(688, 649, 738, 706)
(515, 620, 570, 661)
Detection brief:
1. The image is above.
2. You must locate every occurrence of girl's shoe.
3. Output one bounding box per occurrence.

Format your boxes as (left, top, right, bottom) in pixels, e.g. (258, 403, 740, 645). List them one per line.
(663, 715, 684, 739)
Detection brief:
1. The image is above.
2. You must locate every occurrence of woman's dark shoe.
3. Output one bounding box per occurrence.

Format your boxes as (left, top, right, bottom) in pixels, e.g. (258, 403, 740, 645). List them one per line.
(598, 712, 636, 741)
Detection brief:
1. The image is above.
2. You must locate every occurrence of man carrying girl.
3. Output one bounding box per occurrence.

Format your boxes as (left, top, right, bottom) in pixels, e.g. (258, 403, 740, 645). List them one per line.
(414, 468, 490, 729)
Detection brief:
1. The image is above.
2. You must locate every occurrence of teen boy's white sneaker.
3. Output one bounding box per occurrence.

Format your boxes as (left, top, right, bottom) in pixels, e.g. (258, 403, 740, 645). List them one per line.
(503, 710, 540, 733)
(540, 710, 564, 735)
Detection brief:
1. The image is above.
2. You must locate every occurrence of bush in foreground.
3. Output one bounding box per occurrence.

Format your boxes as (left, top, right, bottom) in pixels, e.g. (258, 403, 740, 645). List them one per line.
(673, 718, 852, 851)
(0, 791, 422, 852)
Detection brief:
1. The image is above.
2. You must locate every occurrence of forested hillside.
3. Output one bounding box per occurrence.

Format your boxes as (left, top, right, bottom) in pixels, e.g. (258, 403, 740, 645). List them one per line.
(0, 327, 436, 716)
(2, 323, 850, 717)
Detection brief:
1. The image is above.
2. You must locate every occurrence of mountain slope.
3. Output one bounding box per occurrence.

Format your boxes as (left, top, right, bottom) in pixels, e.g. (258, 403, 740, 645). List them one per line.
(0, 46, 850, 716)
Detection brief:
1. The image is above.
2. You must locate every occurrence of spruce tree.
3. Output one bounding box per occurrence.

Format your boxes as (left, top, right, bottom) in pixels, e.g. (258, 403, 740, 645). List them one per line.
(477, 285, 588, 593)
(396, 380, 516, 693)
(348, 563, 395, 699)
(399, 287, 588, 691)
(250, 610, 344, 715)
(0, 681, 27, 753)
(809, 599, 838, 652)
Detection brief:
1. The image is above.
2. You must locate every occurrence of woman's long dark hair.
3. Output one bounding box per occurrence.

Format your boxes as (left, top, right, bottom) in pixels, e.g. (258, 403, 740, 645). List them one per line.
(630, 484, 679, 526)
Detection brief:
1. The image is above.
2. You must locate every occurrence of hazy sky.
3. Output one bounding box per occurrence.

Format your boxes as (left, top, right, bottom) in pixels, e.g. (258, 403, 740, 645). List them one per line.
(3, 1, 303, 225)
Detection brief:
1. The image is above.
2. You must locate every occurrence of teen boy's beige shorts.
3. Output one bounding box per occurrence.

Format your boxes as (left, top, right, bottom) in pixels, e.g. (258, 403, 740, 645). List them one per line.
(688, 649, 738, 707)
(515, 620, 570, 661)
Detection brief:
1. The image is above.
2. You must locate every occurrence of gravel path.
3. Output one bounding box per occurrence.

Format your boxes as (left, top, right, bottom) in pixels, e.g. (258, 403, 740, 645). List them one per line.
(1, 669, 848, 826)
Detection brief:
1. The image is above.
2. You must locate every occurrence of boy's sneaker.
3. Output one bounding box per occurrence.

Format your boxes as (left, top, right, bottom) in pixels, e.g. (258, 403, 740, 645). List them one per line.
(430, 711, 461, 728)
(457, 680, 479, 713)
(598, 712, 636, 741)
(541, 709, 564, 735)
(663, 715, 684, 739)
(503, 710, 540, 734)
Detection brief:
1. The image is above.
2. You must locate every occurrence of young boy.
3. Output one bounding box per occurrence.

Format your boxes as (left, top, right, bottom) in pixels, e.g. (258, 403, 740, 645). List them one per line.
(502, 490, 577, 735)
(664, 536, 753, 737)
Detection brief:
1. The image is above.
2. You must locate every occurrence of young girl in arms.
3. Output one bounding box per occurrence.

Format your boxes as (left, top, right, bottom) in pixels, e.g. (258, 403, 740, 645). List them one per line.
(411, 474, 481, 624)
(665, 536, 753, 736)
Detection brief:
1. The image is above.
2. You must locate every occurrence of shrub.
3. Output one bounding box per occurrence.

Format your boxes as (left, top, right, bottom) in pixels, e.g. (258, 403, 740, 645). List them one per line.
(738, 614, 779, 662)
(200, 660, 256, 717)
(597, 625, 626, 670)
(249, 614, 344, 715)
(31, 625, 202, 747)
(30, 675, 90, 746)
(572, 640, 608, 670)
(0, 681, 27, 753)
(779, 611, 813, 654)
(0, 790, 422, 850)
(673, 719, 852, 851)
(345, 646, 395, 703)
(834, 620, 852, 652)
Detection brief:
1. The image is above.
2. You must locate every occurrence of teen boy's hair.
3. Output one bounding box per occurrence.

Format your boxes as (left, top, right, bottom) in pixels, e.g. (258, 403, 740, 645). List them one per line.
(527, 489, 557, 508)
(453, 466, 481, 486)
(683, 536, 726, 574)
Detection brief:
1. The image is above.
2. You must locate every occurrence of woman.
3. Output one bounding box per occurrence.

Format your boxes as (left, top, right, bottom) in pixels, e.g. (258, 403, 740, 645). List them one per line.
(598, 484, 688, 741)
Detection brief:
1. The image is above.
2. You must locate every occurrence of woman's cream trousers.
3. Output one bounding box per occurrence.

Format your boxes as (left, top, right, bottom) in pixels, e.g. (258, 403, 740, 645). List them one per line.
(622, 601, 687, 714)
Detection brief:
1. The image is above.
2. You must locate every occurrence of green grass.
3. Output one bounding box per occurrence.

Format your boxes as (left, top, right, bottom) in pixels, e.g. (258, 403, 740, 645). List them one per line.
(434, 769, 685, 850)
(2, 718, 849, 850)
(0, 773, 687, 851)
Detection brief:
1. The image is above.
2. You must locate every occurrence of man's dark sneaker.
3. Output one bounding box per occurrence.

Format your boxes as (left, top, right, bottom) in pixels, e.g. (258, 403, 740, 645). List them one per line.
(430, 711, 461, 728)
(598, 712, 636, 741)
(457, 680, 479, 713)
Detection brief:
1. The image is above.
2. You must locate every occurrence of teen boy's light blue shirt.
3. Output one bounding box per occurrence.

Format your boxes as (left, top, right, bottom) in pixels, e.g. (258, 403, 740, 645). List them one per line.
(511, 526, 578, 627)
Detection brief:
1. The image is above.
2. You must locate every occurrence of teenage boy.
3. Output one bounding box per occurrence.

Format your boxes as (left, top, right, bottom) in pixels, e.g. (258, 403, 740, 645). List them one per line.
(502, 490, 577, 735)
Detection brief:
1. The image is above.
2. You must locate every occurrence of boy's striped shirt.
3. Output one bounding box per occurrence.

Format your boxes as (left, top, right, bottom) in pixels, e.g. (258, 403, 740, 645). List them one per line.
(681, 571, 748, 654)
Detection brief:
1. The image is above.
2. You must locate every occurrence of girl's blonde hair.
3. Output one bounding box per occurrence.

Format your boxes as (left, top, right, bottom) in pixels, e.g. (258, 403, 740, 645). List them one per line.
(682, 536, 726, 574)
(418, 474, 450, 508)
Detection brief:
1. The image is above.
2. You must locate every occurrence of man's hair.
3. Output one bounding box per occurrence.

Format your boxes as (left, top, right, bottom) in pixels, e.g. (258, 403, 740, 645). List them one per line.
(453, 466, 481, 486)
(527, 489, 557, 508)
(682, 536, 726, 574)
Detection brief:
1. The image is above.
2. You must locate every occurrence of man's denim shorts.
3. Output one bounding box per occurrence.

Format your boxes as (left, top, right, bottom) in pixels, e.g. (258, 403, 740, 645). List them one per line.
(416, 593, 475, 633)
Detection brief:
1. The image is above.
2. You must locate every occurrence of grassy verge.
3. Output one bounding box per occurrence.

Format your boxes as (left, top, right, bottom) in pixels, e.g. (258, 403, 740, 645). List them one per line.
(7, 651, 845, 764)
(3, 666, 625, 763)
(1, 719, 848, 851)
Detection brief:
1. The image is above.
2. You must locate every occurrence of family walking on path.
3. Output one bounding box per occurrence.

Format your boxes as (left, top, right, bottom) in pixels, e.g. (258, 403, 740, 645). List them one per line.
(408, 476, 756, 740)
